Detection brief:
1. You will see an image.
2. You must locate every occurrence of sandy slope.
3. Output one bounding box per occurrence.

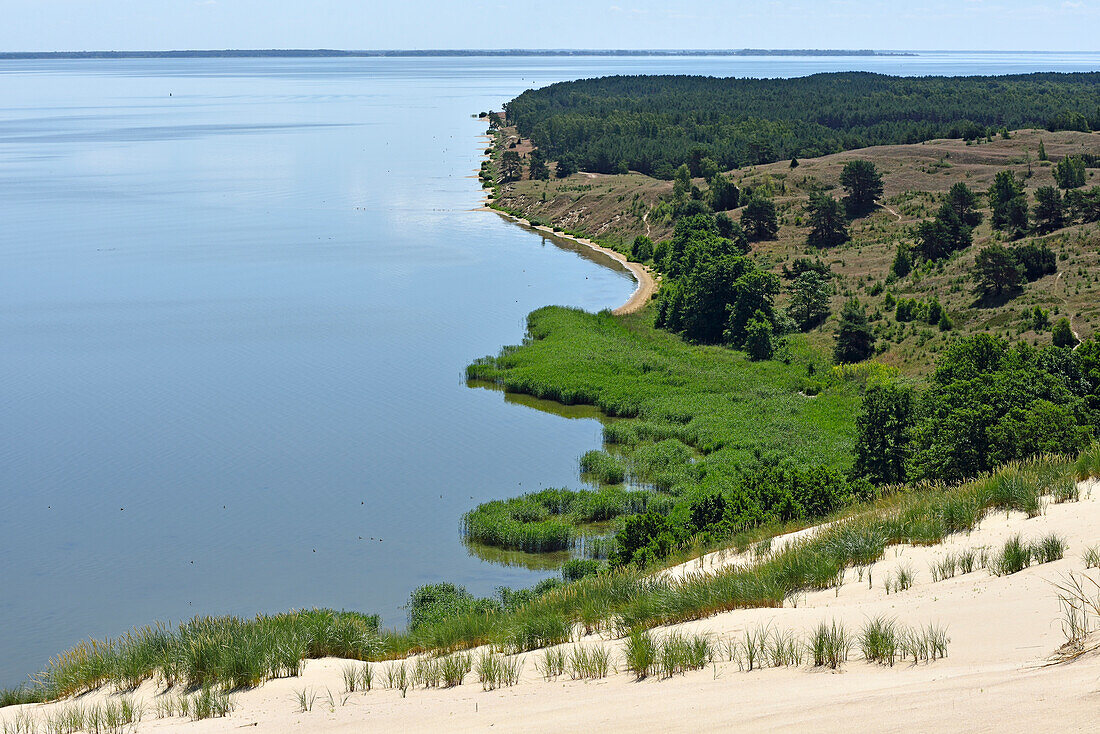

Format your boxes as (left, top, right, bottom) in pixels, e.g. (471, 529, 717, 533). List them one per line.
(6, 481, 1100, 733)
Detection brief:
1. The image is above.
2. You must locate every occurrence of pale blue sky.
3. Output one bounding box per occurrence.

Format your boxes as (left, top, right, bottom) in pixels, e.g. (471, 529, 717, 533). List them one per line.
(4, 0, 1099, 52)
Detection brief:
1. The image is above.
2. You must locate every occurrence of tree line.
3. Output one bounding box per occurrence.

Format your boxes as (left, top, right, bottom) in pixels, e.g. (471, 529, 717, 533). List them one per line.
(504, 72, 1100, 177)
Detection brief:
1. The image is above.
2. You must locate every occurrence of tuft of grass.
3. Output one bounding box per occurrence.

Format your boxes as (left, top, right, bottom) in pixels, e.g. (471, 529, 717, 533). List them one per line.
(1073, 443, 1100, 482)
(43, 702, 90, 733)
(624, 629, 657, 680)
(984, 532, 1071, 575)
(1083, 545, 1100, 569)
(154, 697, 177, 720)
(413, 657, 442, 689)
(765, 628, 803, 667)
(475, 652, 522, 691)
(957, 548, 979, 574)
(859, 616, 900, 666)
(885, 565, 915, 594)
(657, 633, 712, 678)
(439, 653, 473, 688)
(341, 663, 360, 693)
(992, 535, 1033, 576)
(1051, 478, 1080, 504)
(808, 621, 852, 669)
(567, 644, 612, 680)
(900, 625, 950, 664)
(189, 685, 233, 720)
(929, 554, 957, 583)
(735, 626, 767, 672)
(295, 687, 317, 712)
(536, 647, 567, 681)
(1053, 573, 1100, 659)
(1032, 533, 1067, 565)
(359, 662, 374, 692)
(384, 662, 409, 698)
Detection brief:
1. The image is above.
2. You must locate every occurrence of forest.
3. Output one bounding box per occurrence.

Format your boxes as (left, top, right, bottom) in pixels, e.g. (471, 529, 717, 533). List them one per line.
(504, 72, 1100, 176)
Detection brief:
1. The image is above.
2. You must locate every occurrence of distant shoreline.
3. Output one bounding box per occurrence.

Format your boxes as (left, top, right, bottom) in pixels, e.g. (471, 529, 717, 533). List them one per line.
(0, 49, 918, 60)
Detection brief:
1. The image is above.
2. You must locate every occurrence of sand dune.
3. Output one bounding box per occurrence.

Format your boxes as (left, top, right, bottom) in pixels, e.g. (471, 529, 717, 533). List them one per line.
(5, 481, 1099, 733)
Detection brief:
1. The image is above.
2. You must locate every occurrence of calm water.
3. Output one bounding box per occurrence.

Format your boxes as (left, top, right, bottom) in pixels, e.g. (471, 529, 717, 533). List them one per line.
(2, 52, 1099, 685)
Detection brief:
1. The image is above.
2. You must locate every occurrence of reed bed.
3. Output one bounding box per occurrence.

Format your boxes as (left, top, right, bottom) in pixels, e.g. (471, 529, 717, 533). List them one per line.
(579, 451, 627, 485)
(461, 487, 652, 554)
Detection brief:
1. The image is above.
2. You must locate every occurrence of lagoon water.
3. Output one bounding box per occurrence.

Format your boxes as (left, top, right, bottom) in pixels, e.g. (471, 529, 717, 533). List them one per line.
(2, 52, 1099, 685)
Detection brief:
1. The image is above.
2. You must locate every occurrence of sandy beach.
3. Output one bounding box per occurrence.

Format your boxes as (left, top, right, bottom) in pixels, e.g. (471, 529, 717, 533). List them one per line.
(484, 207, 658, 315)
(6, 480, 1098, 733)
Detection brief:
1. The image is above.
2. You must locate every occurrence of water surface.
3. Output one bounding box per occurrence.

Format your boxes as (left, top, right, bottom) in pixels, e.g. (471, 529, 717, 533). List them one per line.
(2, 52, 1099, 685)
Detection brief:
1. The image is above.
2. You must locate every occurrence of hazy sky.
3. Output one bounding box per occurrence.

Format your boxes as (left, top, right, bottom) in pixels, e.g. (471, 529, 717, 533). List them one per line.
(4, 0, 1099, 52)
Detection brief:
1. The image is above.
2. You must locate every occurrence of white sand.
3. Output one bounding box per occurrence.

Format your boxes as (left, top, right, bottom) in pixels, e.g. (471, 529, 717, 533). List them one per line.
(6, 481, 1099, 733)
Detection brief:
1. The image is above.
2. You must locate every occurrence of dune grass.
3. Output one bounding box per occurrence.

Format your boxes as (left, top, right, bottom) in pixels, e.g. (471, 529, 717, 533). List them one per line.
(25, 609, 379, 703)
(475, 652, 522, 691)
(656, 633, 713, 678)
(567, 644, 613, 680)
(1054, 573, 1100, 658)
(990, 532, 1067, 576)
(1073, 443, 1100, 482)
(624, 629, 658, 680)
(9, 449, 1097, 706)
(808, 621, 852, 669)
(535, 647, 567, 680)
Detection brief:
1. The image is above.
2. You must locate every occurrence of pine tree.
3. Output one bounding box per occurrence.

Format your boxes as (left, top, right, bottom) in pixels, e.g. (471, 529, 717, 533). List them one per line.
(971, 245, 1025, 298)
(805, 193, 849, 248)
(891, 244, 912, 278)
(839, 160, 884, 217)
(834, 299, 875, 363)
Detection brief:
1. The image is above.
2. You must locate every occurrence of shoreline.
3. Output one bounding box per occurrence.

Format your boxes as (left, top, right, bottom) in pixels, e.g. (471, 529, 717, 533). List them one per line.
(473, 124, 656, 316)
(7, 478, 1099, 732)
(480, 205, 657, 315)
